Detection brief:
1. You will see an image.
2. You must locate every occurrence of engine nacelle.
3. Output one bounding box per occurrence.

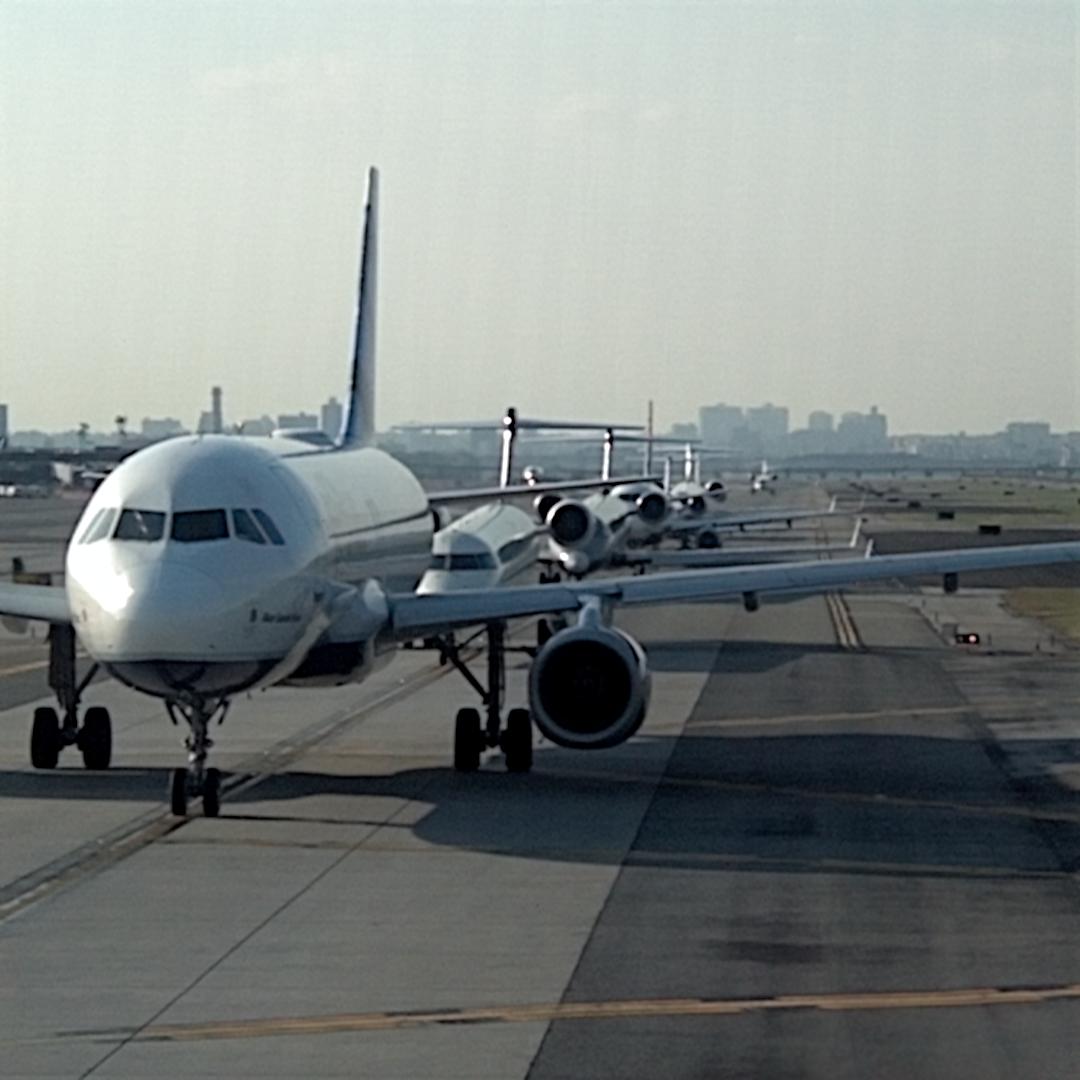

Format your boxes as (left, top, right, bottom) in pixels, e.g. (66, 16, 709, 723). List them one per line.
(546, 499, 596, 548)
(683, 495, 707, 516)
(528, 622, 651, 749)
(431, 505, 453, 532)
(636, 491, 668, 523)
(705, 480, 725, 494)
(534, 493, 562, 522)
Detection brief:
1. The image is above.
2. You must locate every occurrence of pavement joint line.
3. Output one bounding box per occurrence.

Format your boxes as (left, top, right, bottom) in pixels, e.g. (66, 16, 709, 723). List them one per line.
(0, 654, 463, 925)
(40, 983, 1080, 1044)
(693, 699, 1059, 729)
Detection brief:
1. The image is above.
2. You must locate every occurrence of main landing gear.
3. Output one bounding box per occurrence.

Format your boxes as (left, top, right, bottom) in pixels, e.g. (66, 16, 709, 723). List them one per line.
(438, 622, 533, 774)
(29, 624, 111, 770)
(166, 697, 228, 817)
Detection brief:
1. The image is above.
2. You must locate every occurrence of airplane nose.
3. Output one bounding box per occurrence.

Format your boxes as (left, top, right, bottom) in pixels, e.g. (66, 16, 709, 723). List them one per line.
(83, 561, 237, 661)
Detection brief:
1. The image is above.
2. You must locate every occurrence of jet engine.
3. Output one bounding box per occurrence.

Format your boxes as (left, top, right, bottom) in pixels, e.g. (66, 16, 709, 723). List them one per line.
(705, 480, 725, 494)
(683, 495, 707, 516)
(636, 491, 667, 523)
(546, 499, 595, 548)
(533, 493, 562, 523)
(528, 614, 651, 749)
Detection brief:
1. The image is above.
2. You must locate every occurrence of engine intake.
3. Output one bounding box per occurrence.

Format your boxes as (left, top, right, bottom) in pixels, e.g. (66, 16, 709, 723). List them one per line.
(529, 621, 650, 749)
(636, 491, 667, 523)
(547, 499, 594, 547)
(534, 493, 561, 522)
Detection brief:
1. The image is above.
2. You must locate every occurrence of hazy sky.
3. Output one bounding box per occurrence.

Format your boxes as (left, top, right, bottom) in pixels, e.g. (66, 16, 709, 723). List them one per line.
(1, 1, 1076, 436)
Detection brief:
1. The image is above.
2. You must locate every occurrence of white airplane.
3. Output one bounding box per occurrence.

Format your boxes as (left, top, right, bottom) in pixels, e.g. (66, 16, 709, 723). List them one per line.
(4, 168, 1080, 818)
(751, 459, 779, 493)
(418, 502, 544, 594)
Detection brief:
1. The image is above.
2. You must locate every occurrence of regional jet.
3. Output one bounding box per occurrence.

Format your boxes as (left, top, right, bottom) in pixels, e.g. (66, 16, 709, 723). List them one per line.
(3, 168, 1080, 818)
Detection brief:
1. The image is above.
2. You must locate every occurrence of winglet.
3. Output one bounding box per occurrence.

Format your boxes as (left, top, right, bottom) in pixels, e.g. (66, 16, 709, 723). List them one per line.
(339, 167, 379, 448)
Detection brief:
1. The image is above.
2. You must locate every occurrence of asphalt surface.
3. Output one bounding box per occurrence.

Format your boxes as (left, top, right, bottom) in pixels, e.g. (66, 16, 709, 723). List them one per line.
(3, 499, 1080, 1077)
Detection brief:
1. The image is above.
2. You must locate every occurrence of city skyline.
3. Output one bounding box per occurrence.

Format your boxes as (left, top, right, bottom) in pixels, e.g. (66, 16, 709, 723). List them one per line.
(1, 3, 1075, 438)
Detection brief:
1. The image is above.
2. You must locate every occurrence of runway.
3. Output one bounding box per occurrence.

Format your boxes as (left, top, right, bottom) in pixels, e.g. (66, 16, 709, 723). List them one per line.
(4, 522, 1080, 1075)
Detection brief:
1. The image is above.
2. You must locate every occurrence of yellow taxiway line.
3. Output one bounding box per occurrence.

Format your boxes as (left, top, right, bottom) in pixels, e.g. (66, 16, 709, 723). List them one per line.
(132, 983, 1080, 1042)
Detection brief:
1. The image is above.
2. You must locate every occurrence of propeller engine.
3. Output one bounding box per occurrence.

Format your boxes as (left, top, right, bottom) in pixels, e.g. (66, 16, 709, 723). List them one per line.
(528, 607, 650, 749)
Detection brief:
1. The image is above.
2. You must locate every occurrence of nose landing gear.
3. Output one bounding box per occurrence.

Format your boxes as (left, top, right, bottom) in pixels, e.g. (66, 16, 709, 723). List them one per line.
(166, 697, 229, 817)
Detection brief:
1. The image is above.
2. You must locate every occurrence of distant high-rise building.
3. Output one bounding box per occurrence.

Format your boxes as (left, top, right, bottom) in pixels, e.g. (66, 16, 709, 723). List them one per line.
(807, 410, 833, 433)
(699, 404, 744, 447)
(745, 403, 789, 452)
(321, 396, 344, 440)
(211, 386, 223, 435)
(0, 403, 8, 445)
(836, 406, 888, 453)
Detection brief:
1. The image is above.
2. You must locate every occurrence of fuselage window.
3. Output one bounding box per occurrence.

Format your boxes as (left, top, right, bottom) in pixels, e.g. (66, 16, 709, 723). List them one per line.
(232, 509, 266, 545)
(172, 509, 229, 543)
(80, 507, 118, 544)
(114, 509, 166, 542)
(252, 509, 285, 546)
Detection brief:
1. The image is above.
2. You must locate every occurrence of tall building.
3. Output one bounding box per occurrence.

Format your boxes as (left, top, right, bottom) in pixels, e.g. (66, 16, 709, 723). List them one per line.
(698, 404, 744, 447)
(321, 396, 344, 440)
(836, 406, 888, 453)
(807, 410, 833, 432)
(211, 386, 223, 435)
(745, 403, 789, 451)
(0, 404, 8, 445)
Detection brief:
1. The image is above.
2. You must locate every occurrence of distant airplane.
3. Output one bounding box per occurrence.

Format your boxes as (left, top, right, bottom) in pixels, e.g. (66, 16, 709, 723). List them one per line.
(3, 168, 1080, 819)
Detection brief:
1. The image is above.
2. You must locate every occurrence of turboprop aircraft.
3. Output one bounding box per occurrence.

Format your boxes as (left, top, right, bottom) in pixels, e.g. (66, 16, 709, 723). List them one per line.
(4, 167, 1080, 818)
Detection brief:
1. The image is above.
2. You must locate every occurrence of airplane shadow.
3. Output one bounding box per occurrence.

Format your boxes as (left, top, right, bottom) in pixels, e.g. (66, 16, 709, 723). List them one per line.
(6, 730, 1080, 882)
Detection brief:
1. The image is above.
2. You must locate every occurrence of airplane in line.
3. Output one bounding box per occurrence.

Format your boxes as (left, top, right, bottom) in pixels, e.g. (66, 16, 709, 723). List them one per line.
(3, 168, 1080, 818)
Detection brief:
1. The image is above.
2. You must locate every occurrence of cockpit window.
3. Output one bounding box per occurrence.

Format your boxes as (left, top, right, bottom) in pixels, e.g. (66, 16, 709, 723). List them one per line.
(172, 509, 229, 543)
(114, 509, 166, 542)
(79, 507, 118, 544)
(232, 509, 266, 545)
(427, 552, 495, 572)
(252, 509, 285, 546)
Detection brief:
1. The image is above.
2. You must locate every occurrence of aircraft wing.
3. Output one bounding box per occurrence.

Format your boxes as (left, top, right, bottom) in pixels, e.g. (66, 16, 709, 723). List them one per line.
(387, 540, 1080, 637)
(0, 582, 71, 624)
(427, 475, 656, 504)
(673, 499, 839, 534)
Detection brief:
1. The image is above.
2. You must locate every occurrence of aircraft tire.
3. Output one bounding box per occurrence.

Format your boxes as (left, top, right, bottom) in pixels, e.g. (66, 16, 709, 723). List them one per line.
(454, 708, 482, 772)
(30, 706, 61, 769)
(169, 768, 189, 817)
(503, 708, 533, 774)
(203, 768, 221, 818)
(79, 706, 112, 770)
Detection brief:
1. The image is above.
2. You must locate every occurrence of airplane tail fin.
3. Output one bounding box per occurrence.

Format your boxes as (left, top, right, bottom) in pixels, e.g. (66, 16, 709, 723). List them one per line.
(338, 167, 379, 448)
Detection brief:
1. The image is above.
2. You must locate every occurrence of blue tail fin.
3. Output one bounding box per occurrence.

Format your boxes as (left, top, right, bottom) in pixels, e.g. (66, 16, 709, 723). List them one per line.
(338, 167, 379, 448)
